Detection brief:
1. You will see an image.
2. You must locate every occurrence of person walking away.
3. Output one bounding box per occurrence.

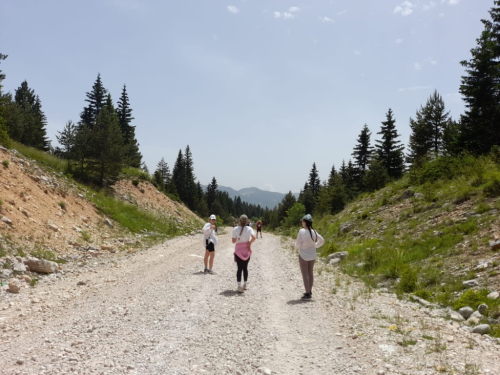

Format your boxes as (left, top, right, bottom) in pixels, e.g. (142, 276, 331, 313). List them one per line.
(232, 214, 256, 293)
(203, 214, 218, 274)
(256, 220, 263, 238)
(295, 214, 324, 299)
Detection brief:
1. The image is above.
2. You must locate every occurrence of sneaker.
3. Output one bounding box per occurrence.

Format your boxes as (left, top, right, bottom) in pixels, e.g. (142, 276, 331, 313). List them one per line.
(203, 268, 208, 274)
(207, 269, 213, 274)
(301, 293, 312, 300)
(243, 284, 248, 290)
(237, 286, 244, 293)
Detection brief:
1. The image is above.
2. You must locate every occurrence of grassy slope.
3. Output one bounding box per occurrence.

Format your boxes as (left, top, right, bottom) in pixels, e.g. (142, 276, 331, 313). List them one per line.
(7, 142, 201, 245)
(310, 155, 500, 335)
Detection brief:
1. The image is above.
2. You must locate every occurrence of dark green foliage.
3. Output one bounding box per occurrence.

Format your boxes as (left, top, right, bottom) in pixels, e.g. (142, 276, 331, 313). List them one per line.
(308, 162, 321, 197)
(375, 109, 405, 179)
(80, 73, 107, 128)
(396, 267, 418, 294)
(55, 121, 76, 159)
(85, 97, 124, 186)
(482, 174, 500, 197)
(459, 2, 500, 155)
(453, 289, 490, 310)
(206, 176, 218, 212)
(277, 191, 297, 223)
(8, 81, 50, 151)
(117, 85, 142, 168)
(153, 157, 171, 192)
(352, 124, 373, 183)
(0, 53, 11, 148)
(407, 90, 450, 164)
(363, 158, 389, 192)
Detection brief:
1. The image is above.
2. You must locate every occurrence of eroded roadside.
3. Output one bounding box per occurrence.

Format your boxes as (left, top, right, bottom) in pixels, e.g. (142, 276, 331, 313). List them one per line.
(1, 231, 499, 375)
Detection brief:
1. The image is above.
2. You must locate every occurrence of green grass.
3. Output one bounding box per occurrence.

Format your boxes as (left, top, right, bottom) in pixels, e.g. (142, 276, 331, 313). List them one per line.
(89, 191, 185, 236)
(13, 141, 68, 172)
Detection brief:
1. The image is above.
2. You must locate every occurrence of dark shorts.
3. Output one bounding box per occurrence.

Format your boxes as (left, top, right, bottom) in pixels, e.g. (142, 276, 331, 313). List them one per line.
(257, 228, 262, 232)
(205, 240, 215, 252)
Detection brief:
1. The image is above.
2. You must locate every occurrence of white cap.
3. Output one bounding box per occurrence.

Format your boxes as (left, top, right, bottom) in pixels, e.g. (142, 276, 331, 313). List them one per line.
(209, 214, 216, 220)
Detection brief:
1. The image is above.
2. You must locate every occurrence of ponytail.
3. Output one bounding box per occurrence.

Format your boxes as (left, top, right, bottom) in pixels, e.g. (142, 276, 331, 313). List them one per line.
(304, 220, 317, 242)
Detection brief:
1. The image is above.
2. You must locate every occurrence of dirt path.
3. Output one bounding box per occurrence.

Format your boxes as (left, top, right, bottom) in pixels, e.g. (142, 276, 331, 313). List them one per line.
(1, 230, 500, 375)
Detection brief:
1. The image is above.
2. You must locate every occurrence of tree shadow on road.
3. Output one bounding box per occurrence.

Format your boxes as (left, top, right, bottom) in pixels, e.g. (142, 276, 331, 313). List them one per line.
(219, 290, 243, 297)
(287, 299, 315, 305)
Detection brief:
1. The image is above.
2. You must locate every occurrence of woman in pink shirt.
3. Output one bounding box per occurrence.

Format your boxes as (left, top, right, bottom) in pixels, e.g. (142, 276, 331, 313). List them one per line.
(232, 214, 256, 293)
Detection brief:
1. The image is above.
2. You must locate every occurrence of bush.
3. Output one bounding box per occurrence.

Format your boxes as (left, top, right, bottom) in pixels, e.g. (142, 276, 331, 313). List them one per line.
(483, 175, 500, 198)
(396, 267, 417, 294)
(453, 289, 489, 310)
(132, 179, 139, 187)
(2, 160, 9, 168)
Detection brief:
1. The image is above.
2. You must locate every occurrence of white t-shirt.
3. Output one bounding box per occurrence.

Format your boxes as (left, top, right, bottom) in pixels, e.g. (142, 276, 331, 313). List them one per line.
(232, 226, 255, 243)
(203, 223, 215, 243)
(295, 228, 325, 261)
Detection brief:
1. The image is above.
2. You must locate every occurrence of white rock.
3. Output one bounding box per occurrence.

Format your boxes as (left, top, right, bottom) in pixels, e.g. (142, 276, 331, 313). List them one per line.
(8, 278, 22, 293)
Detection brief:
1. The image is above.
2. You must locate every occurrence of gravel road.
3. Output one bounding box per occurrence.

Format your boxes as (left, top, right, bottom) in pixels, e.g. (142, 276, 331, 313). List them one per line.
(1, 230, 500, 375)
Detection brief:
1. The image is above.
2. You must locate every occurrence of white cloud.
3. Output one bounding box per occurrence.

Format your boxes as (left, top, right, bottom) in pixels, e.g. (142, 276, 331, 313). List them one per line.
(283, 12, 295, 19)
(413, 62, 422, 70)
(398, 85, 432, 92)
(227, 5, 239, 14)
(320, 16, 334, 23)
(289, 6, 300, 13)
(337, 10, 347, 16)
(274, 11, 281, 18)
(395, 38, 403, 44)
(354, 50, 361, 55)
(448, 0, 459, 5)
(425, 57, 437, 65)
(394, 1, 414, 16)
(423, 1, 436, 11)
(263, 183, 276, 192)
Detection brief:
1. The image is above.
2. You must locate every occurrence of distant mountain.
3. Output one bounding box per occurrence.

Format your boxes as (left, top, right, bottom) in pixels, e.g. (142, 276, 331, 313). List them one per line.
(203, 185, 297, 209)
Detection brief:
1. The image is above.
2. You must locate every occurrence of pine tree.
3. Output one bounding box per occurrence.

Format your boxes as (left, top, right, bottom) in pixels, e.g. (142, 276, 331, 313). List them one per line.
(12, 81, 49, 150)
(172, 150, 186, 201)
(154, 157, 171, 191)
(55, 121, 76, 159)
(117, 85, 142, 167)
(375, 108, 405, 179)
(351, 124, 373, 178)
(327, 164, 337, 188)
(80, 73, 107, 128)
(0, 53, 11, 147)
(459, 1, 500, 154)
(363, 158, 389, 192)
(206, 177, 218, 212)
(407, 90, 450, 164)
(277, 191, 297, 223)
(86, 95, 123, 186)
(307, 162, 321, 197)
(183, 145, 197, 210)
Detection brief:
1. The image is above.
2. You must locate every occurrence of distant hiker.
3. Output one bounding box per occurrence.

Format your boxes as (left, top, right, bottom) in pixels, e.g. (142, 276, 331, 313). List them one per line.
(232, 214, 256, 293)
(295, 214, 324, 300)
(256, 220, 263, 238)
(203, 214, 218, 274)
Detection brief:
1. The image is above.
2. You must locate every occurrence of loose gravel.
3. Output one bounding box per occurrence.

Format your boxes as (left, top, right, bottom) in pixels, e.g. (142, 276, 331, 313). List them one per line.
(1, 230, 500, 375)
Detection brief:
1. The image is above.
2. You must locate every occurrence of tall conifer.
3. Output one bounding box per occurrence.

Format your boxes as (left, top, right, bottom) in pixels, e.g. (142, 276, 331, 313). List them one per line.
(375, 109, 405, 179)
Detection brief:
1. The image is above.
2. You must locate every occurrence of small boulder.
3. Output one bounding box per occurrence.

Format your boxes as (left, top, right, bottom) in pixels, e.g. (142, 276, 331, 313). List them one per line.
(399, 189, 414, 200)
(468, 311, 483, 324)
(327, 252, 349, 262)
(463, 279, 479, 288)
(24, 258, 59, 274)
(472, 324, 491, 335)
(458, 306, 474, 319)
(477, 303, 488, 315)
(339, 223, 355, 233)
(104, 218, 113, 228)
(446, 309, 465, 322)
(487, 291, 499, 299)
(8, 278, 22, 293)
(48, 224, 59, 232)
(328, 258, 341, 265)
(490, 239, 500, 251)
(1, 216, 13, 225)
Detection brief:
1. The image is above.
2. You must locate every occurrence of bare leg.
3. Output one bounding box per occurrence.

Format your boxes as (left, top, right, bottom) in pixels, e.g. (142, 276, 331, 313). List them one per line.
(208, 251, 215, 269)
(204, 250, 210, 269)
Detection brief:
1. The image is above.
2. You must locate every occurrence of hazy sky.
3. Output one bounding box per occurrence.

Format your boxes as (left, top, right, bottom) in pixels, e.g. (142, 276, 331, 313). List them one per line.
(0, 0, 493, 193)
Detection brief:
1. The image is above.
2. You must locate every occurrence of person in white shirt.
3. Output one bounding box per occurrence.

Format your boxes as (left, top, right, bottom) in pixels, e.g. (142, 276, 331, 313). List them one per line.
(295, 214, 325, 299)
(203, 214, 217, 274)
(232, 214, 256, 293)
